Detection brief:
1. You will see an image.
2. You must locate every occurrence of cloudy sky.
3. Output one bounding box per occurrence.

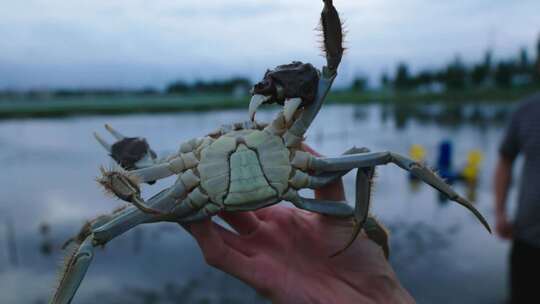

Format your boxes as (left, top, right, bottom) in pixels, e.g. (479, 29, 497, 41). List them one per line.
(1, 0, 539, 89)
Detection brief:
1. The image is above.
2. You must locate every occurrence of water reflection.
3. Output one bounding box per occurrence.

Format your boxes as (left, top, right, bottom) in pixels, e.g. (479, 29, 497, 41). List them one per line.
(382, 103, 511, 129)
(4, 217, 19, 266)
(389, 220, 452, 271)
(0, 104, 511, 303)
(38, 223, 52, 256)
(87, 273, 269, 304)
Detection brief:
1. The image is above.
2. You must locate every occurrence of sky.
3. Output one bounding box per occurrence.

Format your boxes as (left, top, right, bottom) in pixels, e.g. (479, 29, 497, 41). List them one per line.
(0, 0, 539, 90)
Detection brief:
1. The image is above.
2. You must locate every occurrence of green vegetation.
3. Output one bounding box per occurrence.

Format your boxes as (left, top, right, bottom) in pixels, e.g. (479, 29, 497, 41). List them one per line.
(358, 46, 539, 94)
(1, 86, 538, 119)
(1, 37, 538, 119)
(330, 85, 540, 105)
(0, 94, 246, 119)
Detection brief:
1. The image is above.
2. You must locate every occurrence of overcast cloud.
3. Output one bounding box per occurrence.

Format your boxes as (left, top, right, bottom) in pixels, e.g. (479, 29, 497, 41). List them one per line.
(0, 0, 539, 89)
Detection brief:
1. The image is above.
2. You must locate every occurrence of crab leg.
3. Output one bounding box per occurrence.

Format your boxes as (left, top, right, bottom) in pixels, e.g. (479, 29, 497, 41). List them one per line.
(321, 0, 344, 75)
(289, 147, 382, 256)
(51, 238, 94, 304)
(330, 167, 376, 257)
(92, 188, 178, 241)
(284, 190, 354, 218)
(51, 172, 202, 304)
(52, 202, 170, 304)
(104, 123, 126, 140)
(284, 75, 335, 148)
(94, 124, 160, 170)
(364, 216, 390, 259)
(93, 132, 112, 152)
(290, 147, 370, 188)
(126, 152, 199, 183)
(283, 0, 344, 148)
(175, 208, 214, 224)
(311, 152, 492, 233)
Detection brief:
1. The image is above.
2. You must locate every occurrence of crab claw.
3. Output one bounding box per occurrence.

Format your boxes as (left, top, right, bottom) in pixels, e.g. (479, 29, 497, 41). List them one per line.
(283, 98, 302, 124)
(97, 167, 163, 215)
(249, 94, 271, 121)
(321, 0, 344, 74)
(97, 167, 141, 202)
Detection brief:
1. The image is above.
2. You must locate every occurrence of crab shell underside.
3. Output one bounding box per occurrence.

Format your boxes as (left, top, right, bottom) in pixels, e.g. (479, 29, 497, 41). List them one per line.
(179, 127, 307, 214)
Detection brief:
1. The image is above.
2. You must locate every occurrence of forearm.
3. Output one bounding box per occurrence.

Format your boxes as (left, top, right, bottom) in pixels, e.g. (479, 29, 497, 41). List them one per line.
(494, 157, 513, 218)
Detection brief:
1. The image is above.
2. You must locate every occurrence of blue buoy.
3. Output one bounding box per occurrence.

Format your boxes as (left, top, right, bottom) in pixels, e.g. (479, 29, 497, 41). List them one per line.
(437, 140, 456, 183)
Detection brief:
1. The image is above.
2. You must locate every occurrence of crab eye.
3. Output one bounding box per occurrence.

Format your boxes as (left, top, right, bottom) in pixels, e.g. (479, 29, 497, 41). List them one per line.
(252, 78, 275, 97)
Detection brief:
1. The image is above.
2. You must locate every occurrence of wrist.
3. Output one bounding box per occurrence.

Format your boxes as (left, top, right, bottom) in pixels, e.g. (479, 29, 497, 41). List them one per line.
(270, 273, 414, 304)
(360, 273, 414, 304)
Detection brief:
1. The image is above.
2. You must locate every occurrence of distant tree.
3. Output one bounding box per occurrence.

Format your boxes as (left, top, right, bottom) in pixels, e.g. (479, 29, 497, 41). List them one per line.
(415, 70, 434, 87)
(483, 49, 493, 72)
(394, 62, 412, 90)
(536, 35, 540, 81)
(166, 77, 251, 94)
(166, 80, 190, 94)
(443, 56, 467, 90)
(494, 61, 514, 88)
(351, 76, 368, 91)
(471, 64, 489, 86)
(519, 47, 529, 70)
(138, 87, 158, 95)
(229, 77, 251, 89)
(476, 50, 496, 86)
(380, 73, 390, 88)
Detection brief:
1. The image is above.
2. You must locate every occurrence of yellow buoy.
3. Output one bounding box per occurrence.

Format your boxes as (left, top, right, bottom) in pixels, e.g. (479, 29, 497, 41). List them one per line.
(409, 144, 426, 163)
(462, 149, 483, 183)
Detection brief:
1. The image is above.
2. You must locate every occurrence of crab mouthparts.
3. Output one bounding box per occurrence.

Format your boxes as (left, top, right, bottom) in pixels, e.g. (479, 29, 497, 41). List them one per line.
(249, 94, 302, 124)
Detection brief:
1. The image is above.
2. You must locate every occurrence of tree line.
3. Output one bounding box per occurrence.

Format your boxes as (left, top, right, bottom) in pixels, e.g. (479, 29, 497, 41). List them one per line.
(166, 77, 251, 94)
(2, 37, 539, 99)
(353, 37, 540, 92)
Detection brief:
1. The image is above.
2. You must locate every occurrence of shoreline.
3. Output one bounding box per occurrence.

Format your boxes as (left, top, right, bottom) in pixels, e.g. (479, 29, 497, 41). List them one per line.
(0, 87, 537, 119)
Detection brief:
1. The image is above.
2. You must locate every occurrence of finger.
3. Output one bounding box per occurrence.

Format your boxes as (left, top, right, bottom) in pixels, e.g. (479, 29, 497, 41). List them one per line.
(253, 205, 279, 221)
(211, 221, 256, 256)
(219, 211, 261, 235)
(314, 178, 345, 201)
(301, 143, 323, 157)
(185, 220, 257, 283)
(301, 144, 346, 201)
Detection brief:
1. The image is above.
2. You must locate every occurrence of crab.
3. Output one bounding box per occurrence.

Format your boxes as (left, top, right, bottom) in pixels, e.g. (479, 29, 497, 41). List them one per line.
(51, 1, 491, 303)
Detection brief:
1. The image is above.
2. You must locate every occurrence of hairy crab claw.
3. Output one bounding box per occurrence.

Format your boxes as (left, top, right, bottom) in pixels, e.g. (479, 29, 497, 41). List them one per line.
(97, 167, 163, 215)
(249, 61, 320, 124)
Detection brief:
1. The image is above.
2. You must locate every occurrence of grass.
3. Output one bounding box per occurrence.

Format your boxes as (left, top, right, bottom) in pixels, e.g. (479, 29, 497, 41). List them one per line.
(0, 86, 538, 119)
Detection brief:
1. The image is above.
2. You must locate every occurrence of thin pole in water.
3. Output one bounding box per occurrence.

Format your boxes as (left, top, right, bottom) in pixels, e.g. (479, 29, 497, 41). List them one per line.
(5, 217, 19, 267)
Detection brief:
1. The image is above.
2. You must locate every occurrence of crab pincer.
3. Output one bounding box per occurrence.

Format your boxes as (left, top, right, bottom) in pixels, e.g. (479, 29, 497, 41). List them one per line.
(97, 167, 163, 215)
(321, 0, 344, 75)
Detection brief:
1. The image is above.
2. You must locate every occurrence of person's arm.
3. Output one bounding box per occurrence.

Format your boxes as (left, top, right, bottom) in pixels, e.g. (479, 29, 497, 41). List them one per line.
(494, 156, 514, 239)
(494, 104, 522, 240)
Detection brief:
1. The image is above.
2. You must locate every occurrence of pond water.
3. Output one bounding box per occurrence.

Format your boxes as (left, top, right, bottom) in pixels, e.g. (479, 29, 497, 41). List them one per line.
(0, 104, 518, 303)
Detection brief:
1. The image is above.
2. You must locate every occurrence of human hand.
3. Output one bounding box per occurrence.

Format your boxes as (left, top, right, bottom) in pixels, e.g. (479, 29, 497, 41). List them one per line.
(495, 213, 513, 240)
(185, 146, 414, 304)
